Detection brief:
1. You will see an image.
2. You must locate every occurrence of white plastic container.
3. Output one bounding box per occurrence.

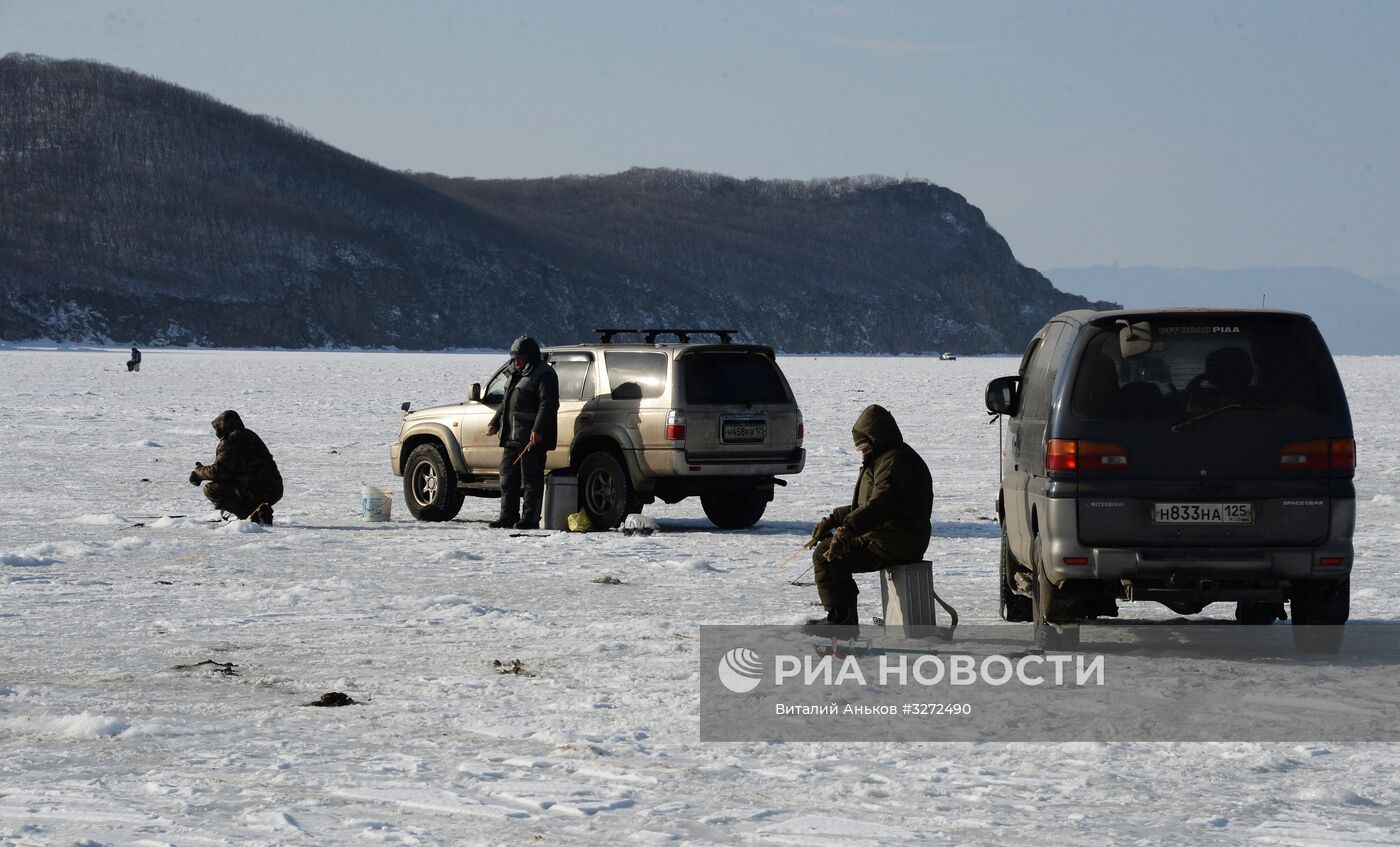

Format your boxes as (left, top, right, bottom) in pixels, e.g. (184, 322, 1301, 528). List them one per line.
(361, 485, 392, 522)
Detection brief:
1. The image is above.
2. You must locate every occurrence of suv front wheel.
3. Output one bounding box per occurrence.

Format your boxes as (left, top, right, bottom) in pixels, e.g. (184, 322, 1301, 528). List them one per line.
(403, 443, 465, 522)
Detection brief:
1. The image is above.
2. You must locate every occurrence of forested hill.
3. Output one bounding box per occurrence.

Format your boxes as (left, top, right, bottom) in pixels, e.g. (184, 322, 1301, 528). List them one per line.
(0, 54, 1111, 352)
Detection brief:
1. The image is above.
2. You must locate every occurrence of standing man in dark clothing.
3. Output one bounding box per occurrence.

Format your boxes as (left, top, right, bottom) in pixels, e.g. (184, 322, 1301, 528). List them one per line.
(127, 347, 142, 372)
(486, 336, 559, 529)
(190, 410, 283, 525)
(805, 404, 933, 636)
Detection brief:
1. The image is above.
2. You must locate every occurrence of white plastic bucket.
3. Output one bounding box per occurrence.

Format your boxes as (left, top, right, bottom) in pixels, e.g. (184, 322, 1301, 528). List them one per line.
(361, 485, 392, 522)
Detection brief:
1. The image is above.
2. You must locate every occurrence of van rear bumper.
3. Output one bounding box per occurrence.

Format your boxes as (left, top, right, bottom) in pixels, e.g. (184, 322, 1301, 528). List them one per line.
(1041, 495, 1355, 583)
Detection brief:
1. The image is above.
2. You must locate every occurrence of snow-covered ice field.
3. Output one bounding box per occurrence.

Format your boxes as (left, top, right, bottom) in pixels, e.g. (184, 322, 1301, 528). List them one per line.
(2, 348, 1398, 845)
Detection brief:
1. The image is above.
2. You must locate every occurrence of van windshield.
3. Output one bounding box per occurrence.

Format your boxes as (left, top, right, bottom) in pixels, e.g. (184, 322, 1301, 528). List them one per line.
(1071, 317, 1333, 420)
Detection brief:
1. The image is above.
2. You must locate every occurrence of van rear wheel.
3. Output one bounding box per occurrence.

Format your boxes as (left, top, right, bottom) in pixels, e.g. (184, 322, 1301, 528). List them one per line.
(1031, 537, 1081, 651)
(999, 529, 1033, 622)
(1235, 601, 1285, 625)
(1290, 579, 1348, 653)
(701, 490, 768, 529)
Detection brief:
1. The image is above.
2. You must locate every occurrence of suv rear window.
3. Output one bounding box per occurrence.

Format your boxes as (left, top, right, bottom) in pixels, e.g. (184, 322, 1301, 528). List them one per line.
(1071, 317, 1333, 419)
(683, 351, 789, 405)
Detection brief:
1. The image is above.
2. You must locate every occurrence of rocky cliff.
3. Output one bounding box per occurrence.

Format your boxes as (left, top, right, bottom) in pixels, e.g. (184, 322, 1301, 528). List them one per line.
(0, 54, 1111, 352)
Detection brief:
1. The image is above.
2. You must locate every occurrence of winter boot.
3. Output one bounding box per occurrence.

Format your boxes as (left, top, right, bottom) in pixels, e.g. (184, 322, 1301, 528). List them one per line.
(801, 604, 860, 638)
(514, 519, 540, 530)
(249, 504, 274, 526)
(488, 516, 518, 529)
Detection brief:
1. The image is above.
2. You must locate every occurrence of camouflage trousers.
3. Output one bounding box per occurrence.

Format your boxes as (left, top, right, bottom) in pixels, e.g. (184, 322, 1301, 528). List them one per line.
(203, 482, 276, 520)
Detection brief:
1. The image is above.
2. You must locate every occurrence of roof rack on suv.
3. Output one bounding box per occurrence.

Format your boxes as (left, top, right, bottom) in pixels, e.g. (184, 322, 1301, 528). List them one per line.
(594, 328, 738, 345)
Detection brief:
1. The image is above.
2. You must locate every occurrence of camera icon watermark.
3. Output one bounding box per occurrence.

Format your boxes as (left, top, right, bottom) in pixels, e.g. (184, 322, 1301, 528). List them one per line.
(716, 647, 763, 693)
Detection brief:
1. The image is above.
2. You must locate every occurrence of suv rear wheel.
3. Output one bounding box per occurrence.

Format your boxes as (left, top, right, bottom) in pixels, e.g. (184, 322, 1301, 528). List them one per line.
(701, 490, 768, 529)
(403, 443, 465, 522)
(578, 450, 636, 531)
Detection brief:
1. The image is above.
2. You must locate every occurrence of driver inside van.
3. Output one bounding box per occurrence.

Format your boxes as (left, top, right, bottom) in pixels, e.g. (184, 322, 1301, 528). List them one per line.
(1184, 346, 1256, 413)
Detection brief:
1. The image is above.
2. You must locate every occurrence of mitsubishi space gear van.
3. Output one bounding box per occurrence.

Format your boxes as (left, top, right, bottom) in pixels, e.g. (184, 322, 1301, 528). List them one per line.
(986, 310, 1355, 650)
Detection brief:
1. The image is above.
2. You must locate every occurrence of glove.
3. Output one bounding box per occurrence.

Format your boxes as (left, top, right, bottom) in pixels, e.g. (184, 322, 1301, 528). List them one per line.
(189, 470, 201, 486)
(824, 527, 851, 561)
(812, 514, 836, 541)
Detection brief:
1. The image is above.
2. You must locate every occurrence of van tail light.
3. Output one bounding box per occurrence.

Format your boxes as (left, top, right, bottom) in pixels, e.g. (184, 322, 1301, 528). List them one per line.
(1047, 439, 1077, 471)
(1047, 439, 1129, 473)
(1330, 438, 1356, 470)
(1279, 438, 1355, 471)
(665, 409, 687, 441)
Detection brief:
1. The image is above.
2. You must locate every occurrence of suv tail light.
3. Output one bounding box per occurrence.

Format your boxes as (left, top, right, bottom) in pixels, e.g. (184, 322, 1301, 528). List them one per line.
(665, 409, 687, 441)
(796, 411, 804, 442)
(1279, 438, 1355, 471)
(1047, 439, 1130, 473)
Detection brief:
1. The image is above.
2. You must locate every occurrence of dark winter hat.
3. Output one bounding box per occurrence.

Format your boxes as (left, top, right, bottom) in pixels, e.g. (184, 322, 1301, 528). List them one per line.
(212, 410, 244, 438)
(509, 335, 542, 362)
(852, 404, 903, 456)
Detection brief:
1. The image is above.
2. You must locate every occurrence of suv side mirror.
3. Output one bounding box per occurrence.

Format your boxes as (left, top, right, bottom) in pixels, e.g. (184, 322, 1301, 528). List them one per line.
(986, 376, 1021, 416)
(469, 383, 482, 402)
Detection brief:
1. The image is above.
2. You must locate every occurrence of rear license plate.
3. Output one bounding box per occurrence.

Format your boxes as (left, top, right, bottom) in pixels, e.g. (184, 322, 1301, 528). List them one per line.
(1152, 502, 1253, 524)
(722, 420, 767, 444)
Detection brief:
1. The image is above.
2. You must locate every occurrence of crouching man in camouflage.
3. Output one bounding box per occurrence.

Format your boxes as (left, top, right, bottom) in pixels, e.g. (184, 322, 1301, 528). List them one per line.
(805, 404, 932, 636)
(190, 410, 283, 525)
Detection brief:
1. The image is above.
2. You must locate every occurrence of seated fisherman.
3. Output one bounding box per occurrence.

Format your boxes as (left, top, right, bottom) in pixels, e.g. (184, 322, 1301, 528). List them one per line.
(805, 404, 933, 636)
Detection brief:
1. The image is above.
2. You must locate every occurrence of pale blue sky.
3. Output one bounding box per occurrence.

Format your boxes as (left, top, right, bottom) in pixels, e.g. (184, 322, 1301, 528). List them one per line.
(3, 0, 1397, 277)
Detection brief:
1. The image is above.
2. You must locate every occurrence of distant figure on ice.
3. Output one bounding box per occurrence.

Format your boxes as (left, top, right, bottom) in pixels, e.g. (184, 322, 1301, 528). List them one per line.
(189, 410, 283, 525)
(485, 335, 558, 530)
(126, 346, 142, 372)
(804, 404, 933, 636)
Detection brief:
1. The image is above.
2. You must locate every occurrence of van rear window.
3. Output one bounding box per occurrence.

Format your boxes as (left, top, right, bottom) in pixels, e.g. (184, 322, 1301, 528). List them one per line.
(683, 352, 789, 405)
(1071, 318, 1333, 419)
